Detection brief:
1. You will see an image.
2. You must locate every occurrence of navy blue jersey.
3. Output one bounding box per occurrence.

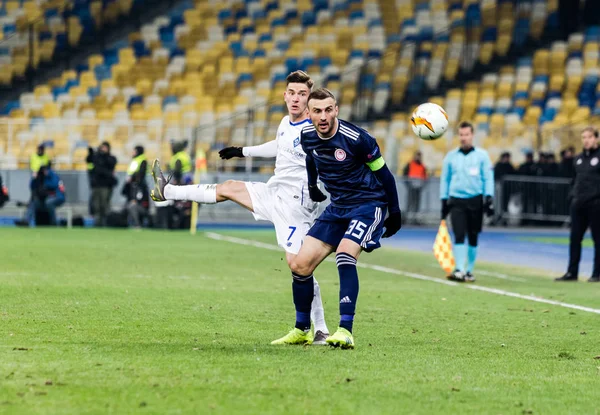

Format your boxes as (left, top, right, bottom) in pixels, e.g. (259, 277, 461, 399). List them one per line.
(301, 119, 387, 207)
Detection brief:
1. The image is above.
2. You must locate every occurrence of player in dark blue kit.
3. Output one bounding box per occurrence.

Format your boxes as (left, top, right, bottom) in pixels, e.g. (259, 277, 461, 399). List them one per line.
(270, 88, 402, 349)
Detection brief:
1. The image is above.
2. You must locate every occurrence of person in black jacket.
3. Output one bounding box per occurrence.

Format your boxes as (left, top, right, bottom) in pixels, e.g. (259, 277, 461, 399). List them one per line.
(89, 142, 117, 227)
(494, 152, 515, 220)
(0, 173, 8, 208)
(559, 147, 576, 179)
(556, 127, 600, 282)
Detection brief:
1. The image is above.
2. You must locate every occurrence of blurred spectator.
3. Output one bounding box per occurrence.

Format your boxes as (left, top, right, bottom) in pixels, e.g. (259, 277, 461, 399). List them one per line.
(0, 173, 8, 208)
(402, 151, 427, 224)
(518, 152, 536, 175)
(85, 146, 95, 215)
(559, 147, 576, 178)
(122, 179, 150, 229)
(30, 144, 49, 175)
(518, 152, 537, 222)
(544, 153, 560, 177)
(494, 152, 515, 181)
(122, 146, 148, 228)
(27, 164, 65, 227)
(169, 140, 192, 181)
(89, 141, 117, 227)
(494, 152, 515, 222)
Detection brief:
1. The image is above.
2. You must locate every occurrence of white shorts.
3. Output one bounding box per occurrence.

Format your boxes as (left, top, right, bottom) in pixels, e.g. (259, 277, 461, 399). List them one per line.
(245, 182, 319, 254)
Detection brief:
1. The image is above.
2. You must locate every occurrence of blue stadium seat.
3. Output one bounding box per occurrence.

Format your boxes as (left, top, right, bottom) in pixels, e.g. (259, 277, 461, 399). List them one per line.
(283, 9, 297, 21)
(128, 95, 143, 107)
(302, 11, 316, 26)
(237, 73, 252, 87)
(163, 95, 178, 107)
(313, 0, 328, 13)
(258, 33, 272, 43)
(88, 87, 100, 99)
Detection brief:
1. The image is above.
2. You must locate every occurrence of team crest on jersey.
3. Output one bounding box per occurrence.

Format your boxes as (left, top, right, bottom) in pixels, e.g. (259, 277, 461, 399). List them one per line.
(335, 149, 347, 161)
(592, 157, 599, 166)
(577, 158, 583, 165)
(293, 137, 300, 147)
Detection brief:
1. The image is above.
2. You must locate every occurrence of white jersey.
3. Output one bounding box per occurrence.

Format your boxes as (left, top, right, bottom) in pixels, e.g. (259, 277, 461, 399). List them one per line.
(266, 116, 311, 197)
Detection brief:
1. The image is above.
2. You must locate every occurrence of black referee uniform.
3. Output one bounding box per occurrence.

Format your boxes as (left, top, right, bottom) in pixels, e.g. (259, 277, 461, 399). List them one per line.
(556, 145, 600, 282)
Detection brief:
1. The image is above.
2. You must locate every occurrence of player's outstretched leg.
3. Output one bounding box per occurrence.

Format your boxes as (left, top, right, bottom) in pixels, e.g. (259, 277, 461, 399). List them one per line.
(150, 159, 254, 211)
(151, 159, 217, 204)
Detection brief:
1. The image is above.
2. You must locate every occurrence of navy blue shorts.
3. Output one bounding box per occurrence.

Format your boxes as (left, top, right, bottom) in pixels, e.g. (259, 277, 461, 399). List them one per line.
(307, 203, 387, 252)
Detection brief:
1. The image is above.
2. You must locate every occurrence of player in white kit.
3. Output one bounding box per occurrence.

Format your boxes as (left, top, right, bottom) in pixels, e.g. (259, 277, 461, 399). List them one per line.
(149, 71, 330, 344)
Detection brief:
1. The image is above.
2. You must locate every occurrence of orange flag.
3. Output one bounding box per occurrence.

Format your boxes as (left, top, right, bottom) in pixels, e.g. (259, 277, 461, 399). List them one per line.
(433, 220, 455, 274)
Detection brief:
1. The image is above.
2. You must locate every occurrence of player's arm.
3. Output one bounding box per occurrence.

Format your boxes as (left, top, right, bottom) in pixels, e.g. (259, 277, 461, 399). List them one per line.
(219, 140, 278, 160)
(440, 153, 452, 219)
(358, 133, 401, 237)
(369, 159, 402, 237)
(481, 151, 495, 216)
(305, 149, 327, 202)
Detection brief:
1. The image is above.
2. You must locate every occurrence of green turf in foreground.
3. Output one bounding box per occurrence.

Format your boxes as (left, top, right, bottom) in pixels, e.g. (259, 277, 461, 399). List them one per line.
(518, 236, 593, 247)
(1, 228, 599, 415)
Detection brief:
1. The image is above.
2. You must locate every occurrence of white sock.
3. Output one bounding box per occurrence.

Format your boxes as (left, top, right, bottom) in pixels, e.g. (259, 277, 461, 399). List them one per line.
(311, 278, 329, 334)
(164, 184, 217, 204)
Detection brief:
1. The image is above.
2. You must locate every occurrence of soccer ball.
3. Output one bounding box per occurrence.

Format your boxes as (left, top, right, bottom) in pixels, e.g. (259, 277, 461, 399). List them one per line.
(410, 103, 449, 140)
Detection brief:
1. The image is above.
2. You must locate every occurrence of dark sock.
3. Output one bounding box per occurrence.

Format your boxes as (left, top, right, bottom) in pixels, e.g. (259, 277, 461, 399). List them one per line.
(292, 272, 314, 331)
(336, 253, 359, 333)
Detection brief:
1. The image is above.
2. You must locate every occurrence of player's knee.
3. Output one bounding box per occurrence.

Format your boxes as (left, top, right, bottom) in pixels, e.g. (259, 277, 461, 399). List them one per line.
(218, 180, 238, 199)
(468, 233, 478, 246)
(289, 259, 314, 277)
(454, 234, 466, 244)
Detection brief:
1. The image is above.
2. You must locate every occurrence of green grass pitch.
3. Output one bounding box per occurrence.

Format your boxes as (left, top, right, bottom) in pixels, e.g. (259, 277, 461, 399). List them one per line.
(1, 228, 599, 414)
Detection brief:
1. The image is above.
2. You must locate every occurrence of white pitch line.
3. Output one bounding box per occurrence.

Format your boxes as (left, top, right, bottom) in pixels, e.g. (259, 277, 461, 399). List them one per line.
(205, 232, 600, 315)
(426, 264, 527, 283)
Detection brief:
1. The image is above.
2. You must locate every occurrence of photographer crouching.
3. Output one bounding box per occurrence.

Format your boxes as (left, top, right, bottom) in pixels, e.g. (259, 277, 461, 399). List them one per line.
(27, 163, 65, 227)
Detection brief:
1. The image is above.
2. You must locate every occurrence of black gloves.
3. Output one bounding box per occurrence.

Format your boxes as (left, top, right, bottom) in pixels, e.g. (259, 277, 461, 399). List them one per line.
(308, 185, 327, 202)
(382, 210, 402, 238)
(441, 199, 450, 220)
(219, 146, 244, 160)
(484, 195, 494, 217)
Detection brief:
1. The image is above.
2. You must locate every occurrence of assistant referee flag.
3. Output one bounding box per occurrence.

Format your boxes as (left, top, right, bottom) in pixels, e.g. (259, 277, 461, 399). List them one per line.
(433, 220, 455, 273)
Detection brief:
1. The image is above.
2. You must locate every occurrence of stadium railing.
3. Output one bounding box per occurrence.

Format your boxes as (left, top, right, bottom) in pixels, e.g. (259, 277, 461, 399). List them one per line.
(0, 170, 571, 227)
(496, 175, 571, 224)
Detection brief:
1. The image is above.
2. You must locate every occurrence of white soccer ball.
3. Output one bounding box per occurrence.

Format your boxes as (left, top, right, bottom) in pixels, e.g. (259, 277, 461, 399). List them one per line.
(410, 103, 449, 140)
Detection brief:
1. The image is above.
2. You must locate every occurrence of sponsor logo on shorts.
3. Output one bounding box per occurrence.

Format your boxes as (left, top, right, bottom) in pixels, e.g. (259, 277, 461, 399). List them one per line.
(335, 149, 347, 161)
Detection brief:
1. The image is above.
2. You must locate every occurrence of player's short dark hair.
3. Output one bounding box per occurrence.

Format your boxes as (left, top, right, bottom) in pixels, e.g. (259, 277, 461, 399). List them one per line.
(286, 70, 313, 89)
(307, 88, 336, 104)
(458, 121, 474, 132)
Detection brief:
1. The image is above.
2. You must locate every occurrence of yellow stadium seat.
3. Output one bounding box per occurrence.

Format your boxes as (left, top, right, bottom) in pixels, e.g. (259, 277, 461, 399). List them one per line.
(80, 71, 97, 89)
(88, 54, 104, 69)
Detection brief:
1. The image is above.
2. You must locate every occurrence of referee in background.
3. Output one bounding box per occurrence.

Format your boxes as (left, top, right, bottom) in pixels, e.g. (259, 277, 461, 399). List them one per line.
(440, 121, 494, 282)
(556, 127, 600, 283)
